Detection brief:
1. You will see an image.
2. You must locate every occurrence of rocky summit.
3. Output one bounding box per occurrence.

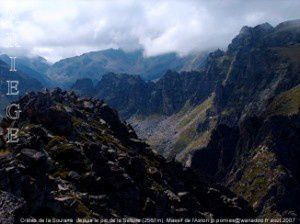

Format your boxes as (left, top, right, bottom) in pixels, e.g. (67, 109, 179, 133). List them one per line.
(0, 89, 254, 223)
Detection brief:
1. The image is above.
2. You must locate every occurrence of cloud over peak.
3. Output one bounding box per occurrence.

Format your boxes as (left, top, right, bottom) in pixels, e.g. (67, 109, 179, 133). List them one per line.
(0, 0, 299, 62)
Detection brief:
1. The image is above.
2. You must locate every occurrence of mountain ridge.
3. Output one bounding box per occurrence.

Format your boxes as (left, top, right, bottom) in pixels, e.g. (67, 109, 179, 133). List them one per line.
(47, 49, 208, 86)
(0, 88, 254, 222)
(0, 54, 53, 87)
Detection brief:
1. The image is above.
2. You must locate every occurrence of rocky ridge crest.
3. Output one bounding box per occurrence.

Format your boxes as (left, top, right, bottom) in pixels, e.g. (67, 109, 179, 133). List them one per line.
(0, 89, 254, 222)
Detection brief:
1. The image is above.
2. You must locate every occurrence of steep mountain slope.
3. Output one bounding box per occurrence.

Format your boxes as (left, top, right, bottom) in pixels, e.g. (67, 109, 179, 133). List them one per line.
(190, 83, 300, 217)
(18, 55, 51, 74)
(0, 59, 43, 118)
(159, 19, 300, 218)
(216, 21, 300, 125)
(48, 49, 207, 85)
(0, 89, 254, 222)
(192, 112, 300, 218)
(0, 54, 52, 87)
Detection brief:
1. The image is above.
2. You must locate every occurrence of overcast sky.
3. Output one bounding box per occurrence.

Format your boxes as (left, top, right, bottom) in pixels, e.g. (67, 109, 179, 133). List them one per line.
(0, 0, 299, 62)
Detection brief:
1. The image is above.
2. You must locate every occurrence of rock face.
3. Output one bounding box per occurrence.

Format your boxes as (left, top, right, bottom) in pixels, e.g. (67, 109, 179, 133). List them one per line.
(192, 113, 300, 218)
(72, 78, 95, 96)
(215, 20, 300, 126)
(94, 73, 153, 118)
(0, 89, 254, 222)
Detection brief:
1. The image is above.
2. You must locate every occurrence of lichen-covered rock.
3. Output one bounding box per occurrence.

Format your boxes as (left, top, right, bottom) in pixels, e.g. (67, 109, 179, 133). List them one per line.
(0, 191, 26, 224)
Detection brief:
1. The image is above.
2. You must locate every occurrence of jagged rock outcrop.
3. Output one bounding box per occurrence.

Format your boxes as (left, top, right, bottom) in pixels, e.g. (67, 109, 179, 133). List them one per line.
(0, 89, 254, 223)
(73, 68, 222, 119)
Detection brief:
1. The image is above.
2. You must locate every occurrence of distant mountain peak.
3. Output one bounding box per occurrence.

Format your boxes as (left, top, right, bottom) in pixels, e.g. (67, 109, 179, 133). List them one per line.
(239, 22, 273, 35)
(275, 19, 300, 30)
(47, 48, 208, 85)
(254, 22, 273, 31)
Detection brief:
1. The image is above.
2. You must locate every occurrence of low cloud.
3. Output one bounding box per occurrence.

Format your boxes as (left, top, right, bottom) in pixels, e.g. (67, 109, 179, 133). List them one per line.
(0, 0, 299, 62)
